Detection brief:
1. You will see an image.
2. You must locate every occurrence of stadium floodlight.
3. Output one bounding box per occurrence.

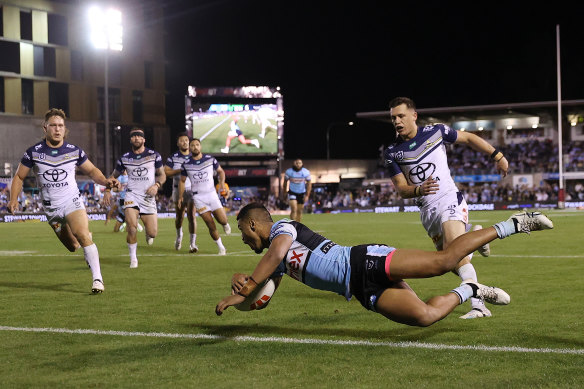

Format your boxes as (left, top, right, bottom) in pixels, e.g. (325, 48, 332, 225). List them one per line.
(88, 5, 123, 175)
(88, 6, 123, 51)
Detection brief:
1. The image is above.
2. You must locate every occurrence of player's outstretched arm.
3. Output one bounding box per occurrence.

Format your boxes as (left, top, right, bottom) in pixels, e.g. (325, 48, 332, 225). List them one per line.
(79, 160, 120, 189)
(8, 164, 30, 214)
(216, 234, 291, 316)
(455, 131, 509, 177)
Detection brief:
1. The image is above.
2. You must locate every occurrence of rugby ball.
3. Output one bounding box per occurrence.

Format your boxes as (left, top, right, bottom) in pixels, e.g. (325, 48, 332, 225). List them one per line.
(235, 278, 276, 311)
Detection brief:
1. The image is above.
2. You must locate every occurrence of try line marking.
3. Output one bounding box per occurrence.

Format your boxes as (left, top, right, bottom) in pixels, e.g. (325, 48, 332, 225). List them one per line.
(1, 325, 583, 355)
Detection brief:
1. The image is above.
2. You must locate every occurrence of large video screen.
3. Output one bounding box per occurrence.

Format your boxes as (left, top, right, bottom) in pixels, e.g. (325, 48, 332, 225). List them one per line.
(185, 86, 283, 157)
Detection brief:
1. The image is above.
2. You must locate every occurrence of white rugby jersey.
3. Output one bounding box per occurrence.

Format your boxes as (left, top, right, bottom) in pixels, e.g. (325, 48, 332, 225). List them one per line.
(114, 148, 163, 194)
(384, 123, 459, 207)
(181, 154, 219, 194)
(165, 151, 191, 191)
(20, 141, 87, 207)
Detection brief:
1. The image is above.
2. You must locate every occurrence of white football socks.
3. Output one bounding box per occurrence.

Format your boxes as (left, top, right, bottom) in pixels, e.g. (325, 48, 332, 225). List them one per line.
(83, 243, 102, 281)
(215, 237, 225, 250)
(128, 242, 138, 261)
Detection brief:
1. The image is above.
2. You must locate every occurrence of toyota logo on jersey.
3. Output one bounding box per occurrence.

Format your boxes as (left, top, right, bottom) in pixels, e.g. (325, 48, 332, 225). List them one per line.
(42, 168, 68, 182)
(132, 167, 148, 177)
(408, 163, 436, 184)
(193, 171, 208, 180)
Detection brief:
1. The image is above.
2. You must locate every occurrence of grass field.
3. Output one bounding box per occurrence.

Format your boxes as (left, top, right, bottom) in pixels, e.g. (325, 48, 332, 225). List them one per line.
(1, 210, 583, 388)
(191, 113, 277, 155)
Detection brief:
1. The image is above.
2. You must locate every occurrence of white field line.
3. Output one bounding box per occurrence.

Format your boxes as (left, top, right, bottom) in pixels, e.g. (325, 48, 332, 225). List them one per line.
(199, 116, 231, 141)
(0, 325, 583, 355)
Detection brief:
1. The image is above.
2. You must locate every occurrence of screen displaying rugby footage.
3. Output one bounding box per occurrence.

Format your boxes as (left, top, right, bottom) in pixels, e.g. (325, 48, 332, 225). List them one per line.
(185, 86, 284, 157)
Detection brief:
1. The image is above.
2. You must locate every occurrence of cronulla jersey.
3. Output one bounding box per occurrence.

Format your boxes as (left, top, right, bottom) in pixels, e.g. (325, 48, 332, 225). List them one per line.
(117, 174, 128, 200)
(165, 151, 191, 191)
(20, 141, 87, 207)
(114, 148, 163, 194)
(384, 124, 459, 207)
(181, 154, 218, 194)
(270, 219, 352, 300)
(285, 167, 311, 193)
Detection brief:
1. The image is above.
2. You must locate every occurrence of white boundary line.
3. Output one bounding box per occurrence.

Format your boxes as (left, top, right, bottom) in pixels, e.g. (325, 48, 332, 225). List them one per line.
(1, 325, 583, 355)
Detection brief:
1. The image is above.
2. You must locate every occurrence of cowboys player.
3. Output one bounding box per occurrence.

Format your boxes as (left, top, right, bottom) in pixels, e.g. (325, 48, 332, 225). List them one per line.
(105, 128, 166, 268)
(177, 138, 230, 255)
(8, 108, 119, 293)
(384, 97, 509, 319)
(164, 132, 196, 251)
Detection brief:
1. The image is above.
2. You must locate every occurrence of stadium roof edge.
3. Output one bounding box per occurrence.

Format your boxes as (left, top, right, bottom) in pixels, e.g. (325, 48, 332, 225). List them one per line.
(356, 99, 584, 119)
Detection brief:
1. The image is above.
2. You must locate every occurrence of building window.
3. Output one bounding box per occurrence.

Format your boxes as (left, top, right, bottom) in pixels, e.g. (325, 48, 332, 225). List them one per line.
(20, 11, 32, 41)
(22, 79, 34, 115)
(48, 13, 68, 45)
(70, 50, 83, 81)
(145, 61, 153, 89)
(0, 41, 19, 73)
(97, 87, 121, 122)
(34, 46, 56, 77)
(0, 76, 4, 112)
(132, 90, 143, 123)
(49, 82, 69, 114)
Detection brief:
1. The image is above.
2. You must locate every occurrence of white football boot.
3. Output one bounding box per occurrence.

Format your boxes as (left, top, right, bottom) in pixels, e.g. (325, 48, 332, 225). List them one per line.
(91, 279, 104, 294)
(224, 223, 231, 235)
(218, 247, 226, 256)
(130, 258, 138, 268)
(463, 281, 510, 305)
(189, 244, 199, 253)
(175, 236, 182, 251)
(251, 139, 260, 148)
(508, 211, 553, 234)
(460, 307, 492, 319)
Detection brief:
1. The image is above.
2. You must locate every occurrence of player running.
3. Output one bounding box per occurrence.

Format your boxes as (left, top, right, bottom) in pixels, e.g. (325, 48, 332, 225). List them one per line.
(177, 138, 230, 254)
(164, 132, 197, 251)
(216, 203, 553, 327)
(105, 128, 166, 268)
(384, 97, 509, 319)
(8, 108, 119, 293)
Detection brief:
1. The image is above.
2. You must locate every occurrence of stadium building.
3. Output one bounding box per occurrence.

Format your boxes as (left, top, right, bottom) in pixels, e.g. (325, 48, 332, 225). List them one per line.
(0, 0, 169, 178)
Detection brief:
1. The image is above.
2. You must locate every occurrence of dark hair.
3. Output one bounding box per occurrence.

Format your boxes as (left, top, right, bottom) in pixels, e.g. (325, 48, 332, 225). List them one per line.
(237, 202, 273, 222)
(190, 137, 201, 143)
(389, 97, 416, 110)
(176, 132, 190, 141)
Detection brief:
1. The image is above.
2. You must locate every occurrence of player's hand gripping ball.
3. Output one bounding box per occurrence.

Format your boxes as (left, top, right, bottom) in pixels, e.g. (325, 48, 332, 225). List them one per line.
(235, 278, 275, 311)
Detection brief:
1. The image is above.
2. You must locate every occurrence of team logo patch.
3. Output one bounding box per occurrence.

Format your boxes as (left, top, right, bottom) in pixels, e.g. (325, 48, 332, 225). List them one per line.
(408, 163, 436, 184)
(395, 151, 404, 161)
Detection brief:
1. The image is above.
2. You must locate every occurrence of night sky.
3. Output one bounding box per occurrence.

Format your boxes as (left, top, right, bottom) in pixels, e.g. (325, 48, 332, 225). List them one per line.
(162, 1, 584, 159)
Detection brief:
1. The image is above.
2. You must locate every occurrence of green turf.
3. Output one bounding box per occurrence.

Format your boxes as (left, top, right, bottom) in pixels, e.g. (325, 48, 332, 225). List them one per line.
(191, 113, 277, 154)
(0, 210, 583, 388)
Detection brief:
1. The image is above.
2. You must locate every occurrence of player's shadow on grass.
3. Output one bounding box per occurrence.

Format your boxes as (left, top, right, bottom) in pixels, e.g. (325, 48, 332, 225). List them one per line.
(0, 281, 80, 294)
(185, 321, 456, 344)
